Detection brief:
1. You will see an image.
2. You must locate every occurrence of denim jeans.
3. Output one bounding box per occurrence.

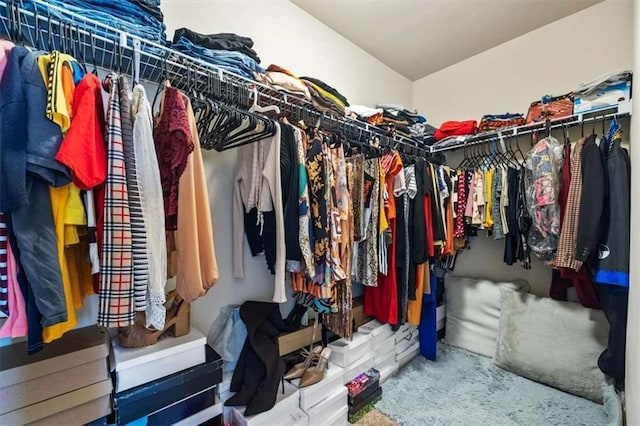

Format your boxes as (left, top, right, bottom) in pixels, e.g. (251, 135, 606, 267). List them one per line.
(26, 0, 166, 43)
(173, 37, 263, 80)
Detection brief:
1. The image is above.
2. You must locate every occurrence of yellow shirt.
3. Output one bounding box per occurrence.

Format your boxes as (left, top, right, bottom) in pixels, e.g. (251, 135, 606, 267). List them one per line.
(37, 51, 76, 133)
(483, 169, 494, 228)
(378, 162, 388, 233)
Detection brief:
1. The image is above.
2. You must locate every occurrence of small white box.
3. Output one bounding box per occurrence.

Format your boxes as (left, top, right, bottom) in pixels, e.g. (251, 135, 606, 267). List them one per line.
(305, 386, 347, 426)
(291, 362, 345, 411)
(358, 320, 394, 349)
(111, 328, 206, 392)
(328, 332, 372, 368)
(342, 353, 375, 384)
(374, 346, 395, 368)
(395, 330, 419, 355)
(326, 405, 348, 426)
(378, 361, 399, 383)
(374, 335, 395, 361)
(395, 324, 418, 344)
(230, 380, 301, 426)
(396, 341, 420, 368)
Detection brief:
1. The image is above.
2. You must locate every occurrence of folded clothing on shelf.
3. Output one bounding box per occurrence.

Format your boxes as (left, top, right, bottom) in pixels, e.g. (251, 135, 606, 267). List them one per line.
(172, 36, 264, 81)
(300, 76, 349, 116)
(434, 120, 478, 141)
(26, 0, 166, 45)
(376, 103, 426, 125)
(478, 113, 525, 132)
(255, 64, 310, 100)
(173, 28, 260, 64)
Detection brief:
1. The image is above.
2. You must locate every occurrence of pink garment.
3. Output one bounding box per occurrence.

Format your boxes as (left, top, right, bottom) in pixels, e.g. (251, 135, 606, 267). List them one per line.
(0, 40, 14, 77)
(0, 244, 27, 338)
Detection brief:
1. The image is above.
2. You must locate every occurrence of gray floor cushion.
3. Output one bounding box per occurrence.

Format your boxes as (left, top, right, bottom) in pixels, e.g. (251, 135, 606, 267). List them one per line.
(495, 287, 608, 402)
(444, 277, 530, 357)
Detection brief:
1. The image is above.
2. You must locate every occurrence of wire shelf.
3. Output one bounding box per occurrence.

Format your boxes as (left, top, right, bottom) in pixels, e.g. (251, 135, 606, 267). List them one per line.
(0, 0, 430, 154)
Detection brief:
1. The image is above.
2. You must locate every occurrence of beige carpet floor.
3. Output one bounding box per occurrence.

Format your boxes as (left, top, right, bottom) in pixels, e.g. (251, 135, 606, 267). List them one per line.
(353, 408, 397, 426)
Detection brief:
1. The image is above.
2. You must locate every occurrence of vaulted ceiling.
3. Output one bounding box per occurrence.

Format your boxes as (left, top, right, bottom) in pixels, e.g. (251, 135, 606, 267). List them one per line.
(291, 0, 602, 80)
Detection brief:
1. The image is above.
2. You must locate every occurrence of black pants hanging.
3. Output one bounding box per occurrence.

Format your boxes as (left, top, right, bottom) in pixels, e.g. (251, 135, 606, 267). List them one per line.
(597, 284, 628, 390)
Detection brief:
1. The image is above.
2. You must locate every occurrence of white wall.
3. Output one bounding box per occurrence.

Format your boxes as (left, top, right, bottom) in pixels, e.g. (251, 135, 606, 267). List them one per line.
(412, 0, 633, 295)
(160, 1, 413, 335)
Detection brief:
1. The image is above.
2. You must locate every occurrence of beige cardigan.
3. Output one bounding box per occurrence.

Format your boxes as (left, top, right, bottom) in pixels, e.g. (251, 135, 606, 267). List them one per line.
(170, 98, 219, 302)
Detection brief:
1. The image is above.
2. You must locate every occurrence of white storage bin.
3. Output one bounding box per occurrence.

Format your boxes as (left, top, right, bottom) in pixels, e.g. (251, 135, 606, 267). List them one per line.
(358, 320, 394, 349)
(111, 328, 206, 392)
(374, 345, 395, 368)
(291, 362, 344, 411)
(305, 386, 347, 426)
(394, 323, 418, 345)
(378, 360, 399, 383)
(326, 405, 348, 426)
(328, 332, 372, 368)
(396, 341, 420, 368)
(342, 353, 375, 384)
(395, 329, 419, 355)
(230, 380, 302, 426)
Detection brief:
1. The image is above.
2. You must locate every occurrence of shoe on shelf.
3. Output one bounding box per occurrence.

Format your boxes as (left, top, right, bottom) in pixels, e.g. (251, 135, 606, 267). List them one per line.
(284, 345, 323, 380)
(299, 347, 332, 388)
(118, 293, 190, 348)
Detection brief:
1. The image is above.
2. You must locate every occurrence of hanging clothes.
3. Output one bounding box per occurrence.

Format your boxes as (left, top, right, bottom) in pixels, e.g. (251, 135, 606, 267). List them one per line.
(169, 96, 219, 304)
(594, 135, 630, 287)
(132, 85, 167, 329)
(365, 151, 403, 325)
(98, 75, 135, 328)
(153, 84, 194, 231)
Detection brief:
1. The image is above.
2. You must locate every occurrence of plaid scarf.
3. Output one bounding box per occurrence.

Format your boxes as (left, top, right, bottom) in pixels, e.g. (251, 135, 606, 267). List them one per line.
(98, 75, 135, 328)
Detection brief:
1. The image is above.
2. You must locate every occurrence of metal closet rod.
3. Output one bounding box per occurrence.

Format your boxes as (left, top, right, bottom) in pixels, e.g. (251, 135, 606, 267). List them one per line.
(430, 108, 632, 153)
(1, 0, 427, 154)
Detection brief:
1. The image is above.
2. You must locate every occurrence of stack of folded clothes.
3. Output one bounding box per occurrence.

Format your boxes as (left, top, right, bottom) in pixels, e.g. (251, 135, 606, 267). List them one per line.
(300, 76, 349, 116)
(477, 113, 525, 132)
(27, 0, 166, 44)
(172, 28, 263, 80)
(376, 104, 435, 143)
(255, 64, 311, 100)
(345, 105, 384, 125)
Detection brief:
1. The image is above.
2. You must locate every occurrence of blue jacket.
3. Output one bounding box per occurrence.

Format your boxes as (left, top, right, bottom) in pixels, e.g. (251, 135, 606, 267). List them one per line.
(0, 46, 70, 212)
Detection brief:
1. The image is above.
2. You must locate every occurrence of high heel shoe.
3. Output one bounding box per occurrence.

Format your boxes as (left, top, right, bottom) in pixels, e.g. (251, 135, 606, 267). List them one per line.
(284, 345, 322, 380)
(299, 347, 332, 388)
(118, 294, 191, 348)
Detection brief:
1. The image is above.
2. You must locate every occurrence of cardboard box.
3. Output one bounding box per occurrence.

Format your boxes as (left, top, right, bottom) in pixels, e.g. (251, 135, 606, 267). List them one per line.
(395, 329, 419, 355)
(111, 328, 206, 392)
(278, 321, 323, 356)
(305, 385, 347, 426)
(0, 380, 112, 425)
(328, 332, 372, 368)
(326, 405, 348, 426)
(230, 380, 302, 426)
(291, 362, 345, 411)
(113, 345, 222, 425)
(342, 353, 375, 385)
(574, 80, 632, 114)
(146, 386, 217, 426)
(352, 297, 372, 328)
(378, 360, 399, 383)
(396, 341, 420, 368)
(357, 319, 394, 349)
(394, 323, 418, 344)
(0, 326, 109, 414)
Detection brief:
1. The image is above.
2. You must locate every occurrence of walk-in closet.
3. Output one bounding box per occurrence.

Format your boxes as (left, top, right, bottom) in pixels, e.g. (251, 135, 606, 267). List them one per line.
(0, 0, 638, 425)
